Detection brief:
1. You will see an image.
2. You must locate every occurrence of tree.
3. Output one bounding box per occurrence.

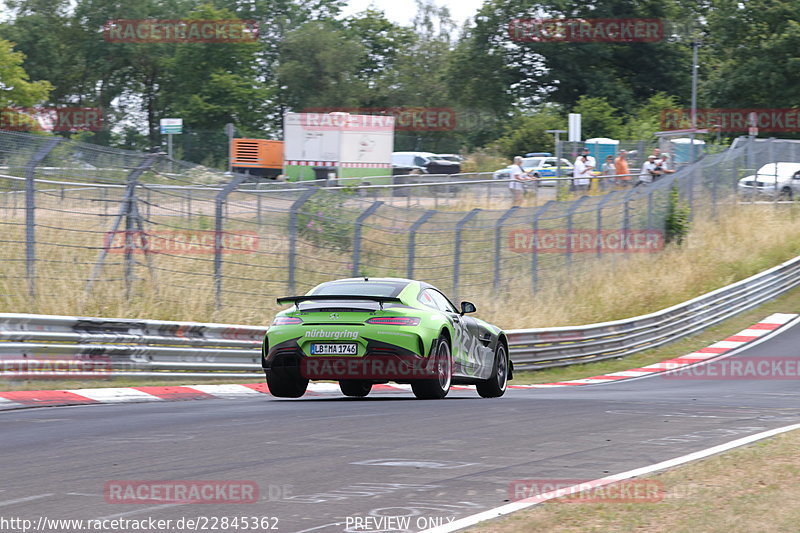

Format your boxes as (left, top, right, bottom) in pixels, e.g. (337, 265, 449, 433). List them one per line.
(572, 96, 624, 139)
(490, 108, 565, 158)
(0, 39, 52, 107)
(702, 0, 800, 111)
(276, 21, 369, 111)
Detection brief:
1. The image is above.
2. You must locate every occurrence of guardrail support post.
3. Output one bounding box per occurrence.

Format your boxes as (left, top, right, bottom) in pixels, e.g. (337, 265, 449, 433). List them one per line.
(453, 209, 481, 301)
(214, 173, 251, 310)
(351, 201, 384, 277)
(24, 137, 62, 301)
(531, 201, 554, 291)
(287, 189, 317, 295)
(407, 210, 435, 279)
(493, 206, 519, 290)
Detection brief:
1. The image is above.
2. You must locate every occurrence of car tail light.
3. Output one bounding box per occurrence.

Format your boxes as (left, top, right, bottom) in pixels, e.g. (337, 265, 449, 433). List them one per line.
(272, 316, 302, 325)
(366, 317, 421, 326)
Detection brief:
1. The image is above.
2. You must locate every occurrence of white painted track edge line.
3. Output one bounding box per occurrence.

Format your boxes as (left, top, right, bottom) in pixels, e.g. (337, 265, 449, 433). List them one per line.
(420, 422, 800, 533)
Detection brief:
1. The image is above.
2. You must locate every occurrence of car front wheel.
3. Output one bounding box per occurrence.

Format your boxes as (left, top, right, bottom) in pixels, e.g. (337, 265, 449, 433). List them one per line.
(476, 342, 509, 398)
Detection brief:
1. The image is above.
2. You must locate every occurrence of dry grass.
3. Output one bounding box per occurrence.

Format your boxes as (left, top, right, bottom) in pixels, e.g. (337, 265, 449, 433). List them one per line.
(472, 429, 800, 533)
(479, 203, 800, 329)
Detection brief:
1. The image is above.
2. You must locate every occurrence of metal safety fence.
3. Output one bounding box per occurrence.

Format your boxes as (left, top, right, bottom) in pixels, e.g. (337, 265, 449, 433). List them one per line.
(1, 130, 799, 320)
(2, 251, 798, 376)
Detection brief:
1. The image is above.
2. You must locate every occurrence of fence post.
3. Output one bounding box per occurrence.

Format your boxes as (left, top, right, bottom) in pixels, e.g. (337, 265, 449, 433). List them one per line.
(407, 210, 435, 279)
(256, 192, 262, 224)
(564, 196, 589, 268)
(531, 201, 554, 291)
(287, 189, 316, 294)
(646, 188, 655, 229)
(620, 188, 636, 252)
(214, 173, 250, 310)
(493, 206, 519, 290)
(351, 201, 384, 277)
(24, 137, 62, 301)
(595, 192, 617, 258)
(85, 153, 159, 297)
(452, 208, 481, 302)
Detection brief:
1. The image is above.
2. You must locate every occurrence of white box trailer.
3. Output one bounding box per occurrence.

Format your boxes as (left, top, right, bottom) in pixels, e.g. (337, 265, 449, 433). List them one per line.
(283, 112, 395, 183)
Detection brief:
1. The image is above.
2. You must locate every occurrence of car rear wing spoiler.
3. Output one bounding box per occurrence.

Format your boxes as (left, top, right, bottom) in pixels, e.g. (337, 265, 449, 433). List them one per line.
(276, 295, 403, 308)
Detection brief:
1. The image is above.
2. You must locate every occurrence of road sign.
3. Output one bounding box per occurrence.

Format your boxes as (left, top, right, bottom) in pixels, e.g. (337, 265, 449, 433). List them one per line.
(568, 114, 581, 142)
(160, 118, 183, 134)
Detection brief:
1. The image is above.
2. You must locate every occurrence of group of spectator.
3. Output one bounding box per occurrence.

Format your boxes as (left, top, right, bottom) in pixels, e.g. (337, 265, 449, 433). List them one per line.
(508, 146, 675, 206)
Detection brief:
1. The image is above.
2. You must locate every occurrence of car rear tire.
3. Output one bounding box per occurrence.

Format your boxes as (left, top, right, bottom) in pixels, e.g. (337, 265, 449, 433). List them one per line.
(411, 335, 452, 400)
(780, 187, 793, 200)
(476, 342, 509, 398)
(266, 370, 308, 398)
(339, 380, 372, 397)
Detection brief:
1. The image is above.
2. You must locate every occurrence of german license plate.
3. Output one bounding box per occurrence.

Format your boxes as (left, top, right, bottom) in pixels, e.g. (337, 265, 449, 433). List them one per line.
(310, 343, 358, 355)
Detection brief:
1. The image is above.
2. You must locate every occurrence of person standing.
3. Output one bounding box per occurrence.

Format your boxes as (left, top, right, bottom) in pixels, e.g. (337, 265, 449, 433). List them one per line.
(601, 155, 616, 190)
(572, 147, 594, 192)
(614, 149, 630, 186)
(509, 156, 529, 206)
(638, 154, 660, 185)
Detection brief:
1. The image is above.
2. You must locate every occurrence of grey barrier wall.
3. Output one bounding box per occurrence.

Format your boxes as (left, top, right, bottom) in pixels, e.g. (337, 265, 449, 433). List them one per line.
(1, 252, 798, 376)
(1, 130, 799, 316)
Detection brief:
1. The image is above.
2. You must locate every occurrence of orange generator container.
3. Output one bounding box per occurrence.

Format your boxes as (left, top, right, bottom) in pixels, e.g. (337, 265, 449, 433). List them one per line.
(231, 138, 284, 178)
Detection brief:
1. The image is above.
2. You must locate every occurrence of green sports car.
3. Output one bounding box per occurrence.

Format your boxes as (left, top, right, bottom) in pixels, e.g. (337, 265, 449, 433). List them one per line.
(262, 277, 512, 399)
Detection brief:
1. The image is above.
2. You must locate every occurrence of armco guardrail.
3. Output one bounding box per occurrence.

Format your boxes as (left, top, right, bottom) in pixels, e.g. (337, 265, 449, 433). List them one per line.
(0, 315, 267, 377)
(507, 253, 800, 370)
(2, 253, 799, 377)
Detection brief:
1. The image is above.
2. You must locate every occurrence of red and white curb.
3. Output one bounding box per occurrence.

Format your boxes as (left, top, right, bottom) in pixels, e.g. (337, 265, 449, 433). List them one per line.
(507, 312, 798, 389)
(0, 313, 796, 411)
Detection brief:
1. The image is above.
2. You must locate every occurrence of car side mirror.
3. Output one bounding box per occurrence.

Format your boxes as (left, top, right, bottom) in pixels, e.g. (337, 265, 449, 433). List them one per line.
(460, 301, 476, 315)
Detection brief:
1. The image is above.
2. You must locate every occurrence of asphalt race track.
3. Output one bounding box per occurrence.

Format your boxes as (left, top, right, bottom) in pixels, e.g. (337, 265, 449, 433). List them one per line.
(2, 318, 800, 533)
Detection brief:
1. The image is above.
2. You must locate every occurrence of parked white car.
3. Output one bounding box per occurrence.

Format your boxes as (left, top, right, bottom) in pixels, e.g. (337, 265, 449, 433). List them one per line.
(738, 162, 800, 199)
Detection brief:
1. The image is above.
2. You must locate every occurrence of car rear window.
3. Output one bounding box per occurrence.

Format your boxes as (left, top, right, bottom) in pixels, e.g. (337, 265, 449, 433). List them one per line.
(311, 281, 406, 298)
